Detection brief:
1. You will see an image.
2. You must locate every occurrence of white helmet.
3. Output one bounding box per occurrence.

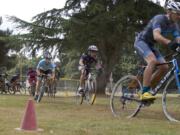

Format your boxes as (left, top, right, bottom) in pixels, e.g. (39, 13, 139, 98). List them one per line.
(43, 51, 52, 59)
(88, 45, 98, 51)
(54, 59, 61, 65)
(165, 0, 180, 13)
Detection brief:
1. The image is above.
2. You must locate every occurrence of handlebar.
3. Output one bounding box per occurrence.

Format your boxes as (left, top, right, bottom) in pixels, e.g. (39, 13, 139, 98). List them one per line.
(172, 46, 180, 57)
(39, 73, 52, 78)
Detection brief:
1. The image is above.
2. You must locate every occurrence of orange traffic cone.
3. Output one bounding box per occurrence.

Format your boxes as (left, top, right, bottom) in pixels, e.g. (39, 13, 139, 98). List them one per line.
(15, 98, 43, 132)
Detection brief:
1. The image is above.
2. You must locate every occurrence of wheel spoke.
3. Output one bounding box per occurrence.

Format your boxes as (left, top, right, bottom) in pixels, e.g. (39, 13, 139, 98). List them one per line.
(110, 75, 142, 118)
(162, 76, 180, 122)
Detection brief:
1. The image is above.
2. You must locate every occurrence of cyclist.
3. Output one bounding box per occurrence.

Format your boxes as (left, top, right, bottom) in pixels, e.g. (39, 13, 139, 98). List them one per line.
(10, 73, 20, 85)
(0, 73, 8, 93)
(27, 67, 37, 85)
(10, 73, 21, 92)
(34, 51, 55, 101)
(78, 45, 101, 94)
(52, 60, 61, 94)
(54, 60, 61, 80)
(134, 0, 180, 100)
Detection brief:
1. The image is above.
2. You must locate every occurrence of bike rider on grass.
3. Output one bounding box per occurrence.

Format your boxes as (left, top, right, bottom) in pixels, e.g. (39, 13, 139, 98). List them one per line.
(78, 45, 100, 94)
(10, 73, 20, 86)
(54, 60, 61, 81)
(134, 0, 180, 100)
(27, 67, 37, 84)
(34, 51, 55, 101)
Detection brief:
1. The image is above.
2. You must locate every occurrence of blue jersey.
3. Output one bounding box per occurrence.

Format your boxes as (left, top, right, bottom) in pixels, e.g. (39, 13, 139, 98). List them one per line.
(37, 59, 55, 72)
(138, 14, 180, 46)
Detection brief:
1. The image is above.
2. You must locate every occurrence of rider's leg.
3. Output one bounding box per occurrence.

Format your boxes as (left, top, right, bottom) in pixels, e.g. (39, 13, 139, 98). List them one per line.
(79, 69, 86, 92)
(150, 59, 169, 89)
(134, 40, 158, 100)
(143, 53, 158, 93)
(34, 79, 41, 100)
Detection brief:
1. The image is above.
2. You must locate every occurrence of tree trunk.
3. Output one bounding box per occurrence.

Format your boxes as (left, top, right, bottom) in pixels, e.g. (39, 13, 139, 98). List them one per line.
(96, 40, 120, 94)
(96, 68, 111, 94)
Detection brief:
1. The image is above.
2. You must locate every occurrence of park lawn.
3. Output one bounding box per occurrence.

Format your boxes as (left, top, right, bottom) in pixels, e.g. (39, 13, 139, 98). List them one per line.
(0, 94, 180, 135)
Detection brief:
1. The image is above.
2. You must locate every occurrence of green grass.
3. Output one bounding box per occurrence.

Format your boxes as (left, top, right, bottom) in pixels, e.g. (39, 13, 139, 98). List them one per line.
(0, 95, 180, 135)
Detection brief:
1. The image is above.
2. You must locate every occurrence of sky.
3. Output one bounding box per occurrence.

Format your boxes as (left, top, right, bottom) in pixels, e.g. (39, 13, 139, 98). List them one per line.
(0, 0, 66, 29)
(0, 0, 165, 20)
(0, 0, 165, 31)
(0, 0, 165, 59)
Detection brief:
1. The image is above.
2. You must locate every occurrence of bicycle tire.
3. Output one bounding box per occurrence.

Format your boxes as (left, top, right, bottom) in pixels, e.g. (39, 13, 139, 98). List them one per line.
(19, 84, 26, 95)
(0, 83, 6, 94)
(29, 85, 36, 96)
(10, 86, 16, 94)
(6, 85, 14, 94)
(51, 81, 56, 98)
(110, 75, 142, 118)
(48, 82, 56, 98)
(75, 83, 83, 105)
(87, 78, 97, 105)
(37, 86, 45, 103)
(162, 76, 180, 122)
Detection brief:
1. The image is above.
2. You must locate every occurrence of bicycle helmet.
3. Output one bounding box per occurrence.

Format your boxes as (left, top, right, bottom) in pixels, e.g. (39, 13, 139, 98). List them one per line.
(43, 51, 52, 59)
(54, 59, 61, 67)
(88, 45, 98, 51)
(165, 0, 180, 13)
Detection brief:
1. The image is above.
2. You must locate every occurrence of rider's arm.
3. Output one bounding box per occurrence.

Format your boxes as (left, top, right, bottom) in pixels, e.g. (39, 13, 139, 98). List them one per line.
(36, 60, 44, 76)
(172, 25, 180, 43)
(36, 69, 41, 76)
(176, 37, 180, 43)
(50, 63, 56, 80)
(153, 29, 171, 45)
(52, 71, 55, 80)
(79, 58, 84, 66)
(152, 15, 171, 45)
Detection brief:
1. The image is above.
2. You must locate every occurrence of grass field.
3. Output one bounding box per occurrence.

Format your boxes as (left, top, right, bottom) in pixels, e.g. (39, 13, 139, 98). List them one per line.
(0, 94, 180, 135)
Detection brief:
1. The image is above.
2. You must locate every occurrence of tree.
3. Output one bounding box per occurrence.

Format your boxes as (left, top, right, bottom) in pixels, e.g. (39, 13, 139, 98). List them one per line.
(60, 0, 164, 93)
(9, 0, 164, 93)
(0, 21, 19, 70)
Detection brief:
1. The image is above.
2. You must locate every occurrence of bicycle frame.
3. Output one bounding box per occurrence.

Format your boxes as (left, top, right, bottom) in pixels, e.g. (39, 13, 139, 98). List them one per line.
(77, 68, 97, 105)
(41, 74, 51, 88)
(87, 72, 96, 89)
(152, 56, 180, 95)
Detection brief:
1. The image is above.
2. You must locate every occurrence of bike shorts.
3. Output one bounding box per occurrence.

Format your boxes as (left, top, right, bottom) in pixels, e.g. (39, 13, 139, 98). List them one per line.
(37, 69, 52, 81)
(134, 39, 165, 63)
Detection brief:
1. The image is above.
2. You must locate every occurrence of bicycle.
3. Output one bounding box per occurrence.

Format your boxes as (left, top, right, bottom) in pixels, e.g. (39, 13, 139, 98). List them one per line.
(110, 48, 180, 122)
(47, 79, 56, 98)
(0, 73, 14, 94)
(26, 79, 36, 96)
(0, 73, 8, 94)
(8, 81, 26, 95)
(37, 73, 53, 103)
(75, 68, 98, 105)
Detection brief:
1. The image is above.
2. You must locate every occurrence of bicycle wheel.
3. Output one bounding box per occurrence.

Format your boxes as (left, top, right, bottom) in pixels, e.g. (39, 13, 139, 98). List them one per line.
(9, 86, 16, 95)
(75, 83, 84, 105)
(0, 83, 6, 94)
(162, 76, 180, 122)
(87, 79, 97, 105)
(19, 85, 26, 95)
(110, 75, 142, 118)
(51, 81, 56, 98)
(49, 82, 56, 98)
(29, 85, 36, 96)
(37, 86, 45, 103)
